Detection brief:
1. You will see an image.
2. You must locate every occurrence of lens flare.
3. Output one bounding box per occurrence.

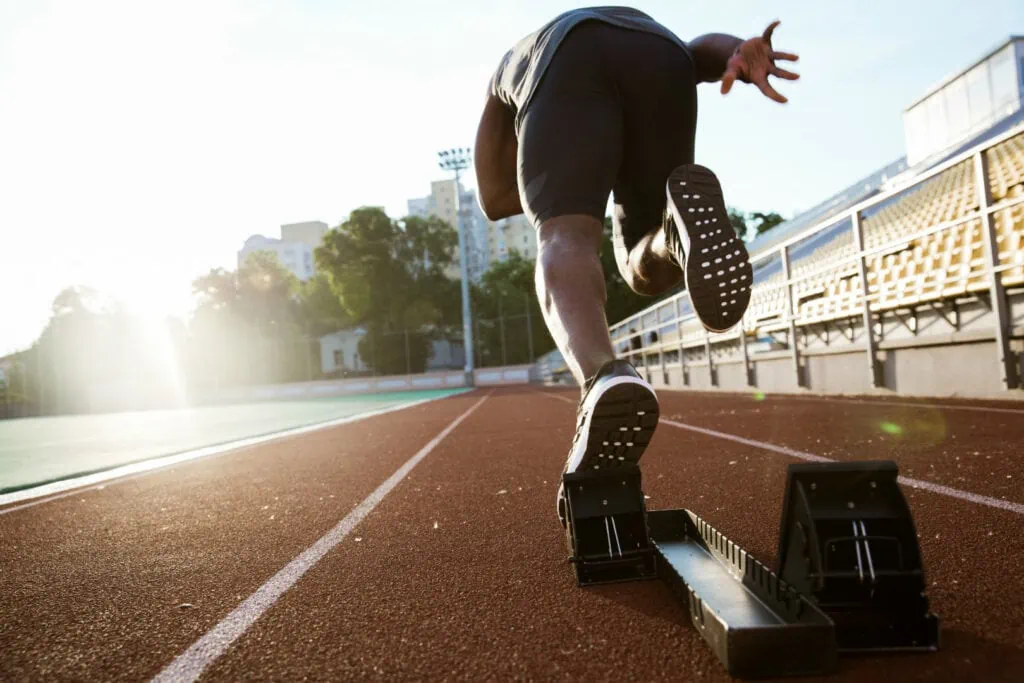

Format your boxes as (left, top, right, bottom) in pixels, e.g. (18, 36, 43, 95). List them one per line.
(865, 406, 947, 453)
(879, 421, 903, 435)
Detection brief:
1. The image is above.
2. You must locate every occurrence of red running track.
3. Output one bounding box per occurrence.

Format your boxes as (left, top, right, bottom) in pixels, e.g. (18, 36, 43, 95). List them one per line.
(1, 387, 1023, 682)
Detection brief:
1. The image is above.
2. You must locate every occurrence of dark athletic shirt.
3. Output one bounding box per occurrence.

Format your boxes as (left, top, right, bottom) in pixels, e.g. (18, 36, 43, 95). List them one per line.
(489, 6, 693, 132)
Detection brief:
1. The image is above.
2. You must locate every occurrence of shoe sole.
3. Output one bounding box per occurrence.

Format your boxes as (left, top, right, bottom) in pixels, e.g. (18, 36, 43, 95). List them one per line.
(666, 164, 753, 333)
(566, 378, 660, 474)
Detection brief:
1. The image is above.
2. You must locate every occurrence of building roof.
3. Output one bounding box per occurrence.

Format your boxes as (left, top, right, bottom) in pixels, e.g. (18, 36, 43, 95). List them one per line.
(904, 35, 1023, 112)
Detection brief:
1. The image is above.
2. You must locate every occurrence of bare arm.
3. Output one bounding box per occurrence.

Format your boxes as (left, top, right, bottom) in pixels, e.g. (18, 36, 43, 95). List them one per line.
(688, 33, 745, 84)
(689, 21, 800, 103)
(473, 94, 523, 222)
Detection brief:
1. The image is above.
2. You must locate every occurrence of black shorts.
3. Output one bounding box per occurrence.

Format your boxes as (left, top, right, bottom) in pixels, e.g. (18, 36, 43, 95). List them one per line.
(517, 21, 697, 252)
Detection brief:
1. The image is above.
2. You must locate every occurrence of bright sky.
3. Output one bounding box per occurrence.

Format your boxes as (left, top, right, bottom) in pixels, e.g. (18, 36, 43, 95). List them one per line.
(2, 0, 1022, 354)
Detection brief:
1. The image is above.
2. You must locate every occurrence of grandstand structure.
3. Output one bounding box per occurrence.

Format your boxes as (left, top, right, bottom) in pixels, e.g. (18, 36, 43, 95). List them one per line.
(610, 36, 1024, 398)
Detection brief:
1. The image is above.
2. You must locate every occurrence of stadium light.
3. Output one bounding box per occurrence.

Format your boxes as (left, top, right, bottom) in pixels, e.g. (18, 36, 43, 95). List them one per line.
(438, 146, 475, 380)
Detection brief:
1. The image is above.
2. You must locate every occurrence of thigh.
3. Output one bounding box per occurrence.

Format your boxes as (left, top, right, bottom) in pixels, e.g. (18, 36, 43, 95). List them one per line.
(516, 25, 623, 227)
(610, 32, 698, 256)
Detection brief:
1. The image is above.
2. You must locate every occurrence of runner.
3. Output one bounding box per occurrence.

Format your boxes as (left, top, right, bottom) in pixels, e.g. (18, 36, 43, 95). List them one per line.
(471, 7, 799, 524)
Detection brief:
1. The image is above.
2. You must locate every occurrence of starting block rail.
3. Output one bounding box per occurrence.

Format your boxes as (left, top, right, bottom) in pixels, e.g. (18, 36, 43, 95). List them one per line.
(649, 508, 838, 679)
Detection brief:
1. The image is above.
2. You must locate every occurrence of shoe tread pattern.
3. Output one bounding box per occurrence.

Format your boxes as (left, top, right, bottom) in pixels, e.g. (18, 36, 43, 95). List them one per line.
(666, 164, 753, 332)
(574, 383, 659, 472)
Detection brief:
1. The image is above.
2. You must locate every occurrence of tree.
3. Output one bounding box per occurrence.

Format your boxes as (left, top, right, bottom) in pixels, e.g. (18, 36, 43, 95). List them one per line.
(728, 207, 749, 241)
(472, 250, 552, 366)
(191, 269, 238, 311)
(750, 211, 786, 237)
(234, 251, 302, 331)
(190, 252, 311, 388)
(315, 208, 459, 374)
(18, 287, 191, 415)
(192, 252, 301, 331)
(298, 273, 350, 337)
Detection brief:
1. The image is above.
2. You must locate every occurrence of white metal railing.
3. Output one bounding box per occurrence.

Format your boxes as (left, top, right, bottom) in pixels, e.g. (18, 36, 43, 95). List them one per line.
(609, 122, 1024, 390)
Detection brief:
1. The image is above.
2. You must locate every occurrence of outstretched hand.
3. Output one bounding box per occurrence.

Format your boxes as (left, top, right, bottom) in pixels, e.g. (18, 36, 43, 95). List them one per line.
(720, 20, 799, 103)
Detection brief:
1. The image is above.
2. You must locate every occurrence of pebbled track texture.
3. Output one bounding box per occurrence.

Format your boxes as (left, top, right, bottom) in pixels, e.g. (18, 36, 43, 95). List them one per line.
(4, 388, 1024, 681)
(573, 382, 660, 472)
(666, 164, 753, 332)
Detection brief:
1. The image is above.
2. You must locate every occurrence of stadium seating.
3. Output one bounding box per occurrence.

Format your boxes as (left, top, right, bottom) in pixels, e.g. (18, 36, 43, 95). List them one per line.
(736, 131, 1024, 333)
(609, 131, 1024, 352)
(988, 131, 1024, 202)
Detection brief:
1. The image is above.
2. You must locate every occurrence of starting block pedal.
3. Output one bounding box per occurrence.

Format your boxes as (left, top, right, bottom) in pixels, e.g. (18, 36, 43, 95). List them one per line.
(775, 460, 940, 652)
(648, 509, 838, 679)
(562, 465, 657, 585)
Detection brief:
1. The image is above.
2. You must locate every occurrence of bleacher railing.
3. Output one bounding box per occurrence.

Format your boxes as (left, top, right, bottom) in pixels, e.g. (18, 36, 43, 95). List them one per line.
(609, 123, 1024, 391)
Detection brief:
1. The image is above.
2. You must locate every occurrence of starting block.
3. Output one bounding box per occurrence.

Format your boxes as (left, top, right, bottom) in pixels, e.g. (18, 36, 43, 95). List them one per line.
(562, 459, 939, 678)
(648, 508, 838, 678)
(561, 465, 656, 585)
(775, 460, 940, 651)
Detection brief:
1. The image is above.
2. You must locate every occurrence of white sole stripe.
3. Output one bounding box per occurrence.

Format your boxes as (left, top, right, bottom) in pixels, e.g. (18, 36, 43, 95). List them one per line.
(545, 392, 1024, 515)
(566, 375, 654, 473)
(0, 392, 466, 515)
(151, 392, 489, 683)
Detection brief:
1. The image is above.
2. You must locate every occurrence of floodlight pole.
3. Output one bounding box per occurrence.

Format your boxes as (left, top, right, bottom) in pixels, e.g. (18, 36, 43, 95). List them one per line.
(438, 147, 476, 384)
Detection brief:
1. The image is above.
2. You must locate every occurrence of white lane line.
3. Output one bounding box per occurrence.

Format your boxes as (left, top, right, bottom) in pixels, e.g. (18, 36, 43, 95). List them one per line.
(659, 419, 832, 463)
(544, 391, 1024, 515)
(660, 418, 1024, 515)
(656, 389, 1024, 415)
(0, 392, 465, 514)
(151, 392, 489, 683)
(771, 394, 1024, 415)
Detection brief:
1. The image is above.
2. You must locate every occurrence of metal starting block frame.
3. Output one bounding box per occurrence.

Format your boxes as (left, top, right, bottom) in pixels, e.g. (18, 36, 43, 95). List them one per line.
(563, 459, 939, 678)
(648, 508, 839, 679)
(561, 465, 657, 585)
(775, 460, 940, 652)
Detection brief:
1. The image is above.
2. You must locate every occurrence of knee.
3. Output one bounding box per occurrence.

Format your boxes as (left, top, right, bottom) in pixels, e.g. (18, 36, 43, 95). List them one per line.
(534, 216, 606, 305)
(622, 268, 660, 297)
(619, 238, 682, 297)
(536, 233, 577, 284)
(536, 215, 603, 279)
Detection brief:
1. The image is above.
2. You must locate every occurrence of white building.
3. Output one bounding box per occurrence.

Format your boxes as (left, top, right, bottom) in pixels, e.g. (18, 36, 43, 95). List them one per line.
(319, 328, 369, 375)
(903, 36, 1023, 167)
(237, 235, 315, 281)
(237, 220, 330, 281)
(319, 328, 466, 375)
(407, 179, 490, 282)
(281, 221, 328, 249)
(489, 214, 536, 263)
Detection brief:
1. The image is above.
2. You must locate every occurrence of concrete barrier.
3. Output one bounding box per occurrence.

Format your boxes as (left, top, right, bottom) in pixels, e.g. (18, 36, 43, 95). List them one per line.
(473, 364, 536, 386)
(216, 364, 539, 403)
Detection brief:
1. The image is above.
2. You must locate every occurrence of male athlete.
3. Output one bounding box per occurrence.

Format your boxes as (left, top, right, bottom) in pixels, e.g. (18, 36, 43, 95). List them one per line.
(472, 7, 799, 525)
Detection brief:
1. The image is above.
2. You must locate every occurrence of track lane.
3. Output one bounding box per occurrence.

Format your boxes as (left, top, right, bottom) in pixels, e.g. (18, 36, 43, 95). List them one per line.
(201, 388, 719, 681)
(5, 386, 1023, 681)
(650, 389, 1024, 503)
(0, 392, 480, 682)
(198, 387, 1024, 682)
